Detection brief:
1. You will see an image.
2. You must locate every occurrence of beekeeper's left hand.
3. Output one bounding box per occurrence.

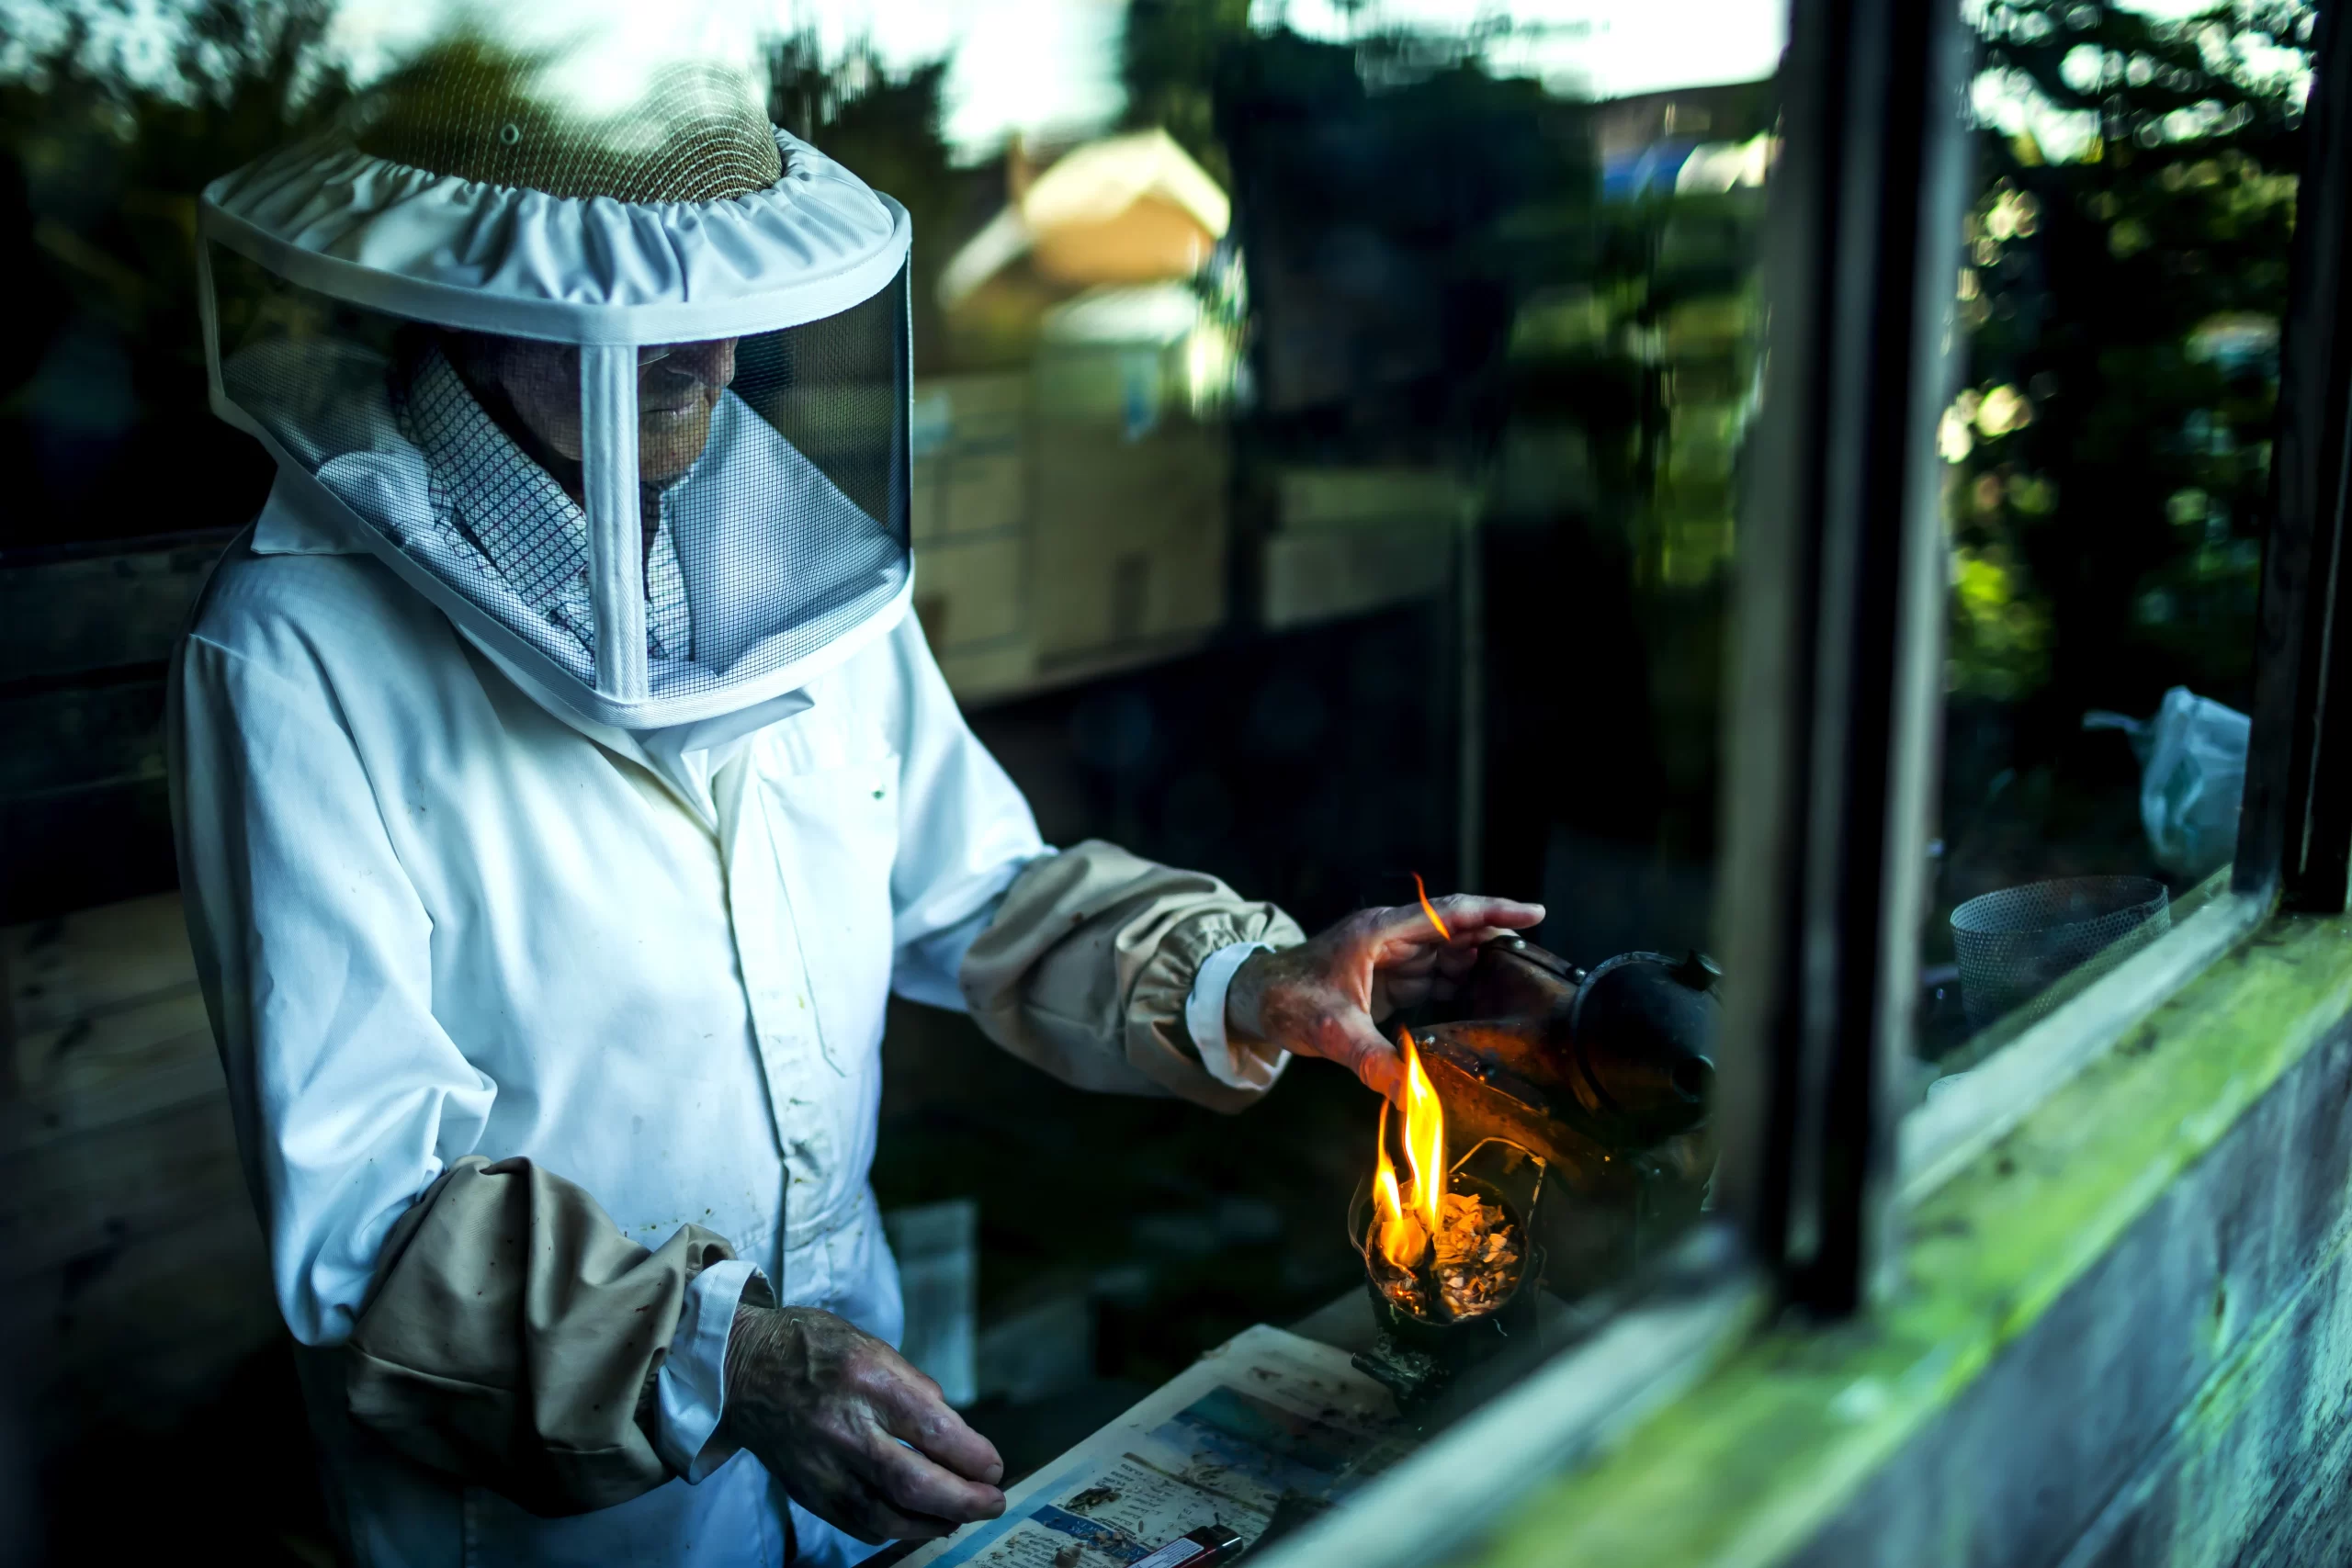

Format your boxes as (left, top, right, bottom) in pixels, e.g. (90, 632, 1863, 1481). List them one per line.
(1223, 893, 1544, 1100)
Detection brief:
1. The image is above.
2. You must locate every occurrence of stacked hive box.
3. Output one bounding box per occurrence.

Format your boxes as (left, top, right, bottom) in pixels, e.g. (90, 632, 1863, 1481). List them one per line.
(1028, 322, 1230, 675)
(911, 355, 1235, 703)
(1030, 417, 1228, 671)
(1260, 467, 1473, 630)
(910, 375, 1035, 699)
(1, 895, 276, 1450)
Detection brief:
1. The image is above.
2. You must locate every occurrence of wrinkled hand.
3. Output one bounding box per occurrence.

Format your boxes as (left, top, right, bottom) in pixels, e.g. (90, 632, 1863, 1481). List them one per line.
(1225, 893, 1544, 1100)
(722, 1303, 1005, 1544)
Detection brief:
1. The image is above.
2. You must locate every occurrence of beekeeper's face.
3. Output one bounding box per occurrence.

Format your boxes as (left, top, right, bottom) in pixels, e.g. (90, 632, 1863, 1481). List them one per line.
(459, 335, 740, 485)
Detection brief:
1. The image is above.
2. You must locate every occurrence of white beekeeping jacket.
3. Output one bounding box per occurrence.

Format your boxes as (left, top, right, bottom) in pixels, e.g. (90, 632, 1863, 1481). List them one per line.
(171, 476, 1296, 1567)
(173, 474, 1052, 1562)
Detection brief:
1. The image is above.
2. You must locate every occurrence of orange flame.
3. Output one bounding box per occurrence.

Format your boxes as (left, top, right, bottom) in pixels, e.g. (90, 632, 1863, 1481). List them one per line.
(1373, 1102, 1426, 1270)
(1412, 873, 1451, 941)
(1399, 1030, 1446, 1237)
(1372, 1032, 1448, 1271)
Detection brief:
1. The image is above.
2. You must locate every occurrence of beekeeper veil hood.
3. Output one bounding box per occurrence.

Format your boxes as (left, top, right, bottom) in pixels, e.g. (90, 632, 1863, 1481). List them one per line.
(198, 43, 913, 730)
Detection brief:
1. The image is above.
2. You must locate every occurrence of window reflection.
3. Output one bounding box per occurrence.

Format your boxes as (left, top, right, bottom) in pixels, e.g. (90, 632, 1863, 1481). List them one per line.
(860, 7, 1785, 1436)
(1919, 0, 2311, 1073)
(1, 0, 1788, 1538)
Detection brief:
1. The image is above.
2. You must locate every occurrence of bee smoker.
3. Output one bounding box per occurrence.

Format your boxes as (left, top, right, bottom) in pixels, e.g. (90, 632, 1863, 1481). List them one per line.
(1351, 936, 1720, 1408)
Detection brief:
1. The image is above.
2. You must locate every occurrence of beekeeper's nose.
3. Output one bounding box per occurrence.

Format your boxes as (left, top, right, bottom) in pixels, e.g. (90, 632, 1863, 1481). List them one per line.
(640, 338, 739, 392)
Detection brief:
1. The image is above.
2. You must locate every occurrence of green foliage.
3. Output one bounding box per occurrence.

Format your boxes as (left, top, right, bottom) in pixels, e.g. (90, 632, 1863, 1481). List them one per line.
(1949, 536, 2054, 701)
(764, 35, 962, 376)
(2, 0, 347, 356)
(1118, 0, 1250, 186)
(1943, 0, 2310, 716)
(1, 0, 348, 543)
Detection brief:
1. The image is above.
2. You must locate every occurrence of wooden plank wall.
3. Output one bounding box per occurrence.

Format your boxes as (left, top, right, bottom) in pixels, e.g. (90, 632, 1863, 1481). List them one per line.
(1792, 990, 2352, 1566)
(0, 892, 278, 1454)
(0, 532, 233, 924)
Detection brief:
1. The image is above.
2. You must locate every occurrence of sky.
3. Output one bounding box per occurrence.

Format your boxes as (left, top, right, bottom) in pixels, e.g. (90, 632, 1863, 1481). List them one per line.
(1272, 0, 1788, 100)
(27, 0, 2300, 166)
(320, 0, 1794, 161)
(321, 0, 1129, 154)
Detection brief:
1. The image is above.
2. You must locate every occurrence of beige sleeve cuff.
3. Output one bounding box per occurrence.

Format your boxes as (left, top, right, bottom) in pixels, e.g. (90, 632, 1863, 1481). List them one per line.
(343, 1155, 752, 1517)
(957, 840, 1306, 1113)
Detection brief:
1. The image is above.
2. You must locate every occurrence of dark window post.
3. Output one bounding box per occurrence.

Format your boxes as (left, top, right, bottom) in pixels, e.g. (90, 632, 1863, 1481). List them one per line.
(1714, 0, 1973, 1314)
(2241, 2, 2352, 913)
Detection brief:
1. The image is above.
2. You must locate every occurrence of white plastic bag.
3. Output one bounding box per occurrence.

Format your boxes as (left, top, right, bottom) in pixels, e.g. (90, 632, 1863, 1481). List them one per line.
(2085, 686, 2250, 882)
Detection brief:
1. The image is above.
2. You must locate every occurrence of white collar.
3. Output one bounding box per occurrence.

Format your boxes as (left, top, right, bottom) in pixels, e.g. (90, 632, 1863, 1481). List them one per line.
(247, 475, 809, 827)
(399, 347, 693, 664)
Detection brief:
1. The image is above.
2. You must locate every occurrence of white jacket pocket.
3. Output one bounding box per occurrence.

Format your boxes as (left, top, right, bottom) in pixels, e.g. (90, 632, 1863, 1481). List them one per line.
(760, 748, 901, 1077)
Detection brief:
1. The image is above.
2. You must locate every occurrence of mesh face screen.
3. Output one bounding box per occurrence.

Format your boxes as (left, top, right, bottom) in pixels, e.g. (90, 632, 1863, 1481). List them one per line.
(209, 242, 910, 710)
(632, 272, 910, 694)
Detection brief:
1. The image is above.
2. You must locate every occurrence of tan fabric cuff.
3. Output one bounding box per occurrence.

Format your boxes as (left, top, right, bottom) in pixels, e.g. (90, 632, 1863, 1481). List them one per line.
(344, 1155, 741, 1517)
(959, 840, 1306, 1112)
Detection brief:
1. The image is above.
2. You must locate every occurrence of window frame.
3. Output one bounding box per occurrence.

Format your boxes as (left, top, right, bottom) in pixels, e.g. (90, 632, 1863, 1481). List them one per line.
(2242, 0, 2352, 915)
(1713, 0, 1976, 1314)
(1256, 2, 2350, 1562)
(1736, 0, 2351, 1314)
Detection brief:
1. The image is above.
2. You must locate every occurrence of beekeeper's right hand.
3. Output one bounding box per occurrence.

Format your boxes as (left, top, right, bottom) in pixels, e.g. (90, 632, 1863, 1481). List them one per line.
(723, 1303, 1007, 1542)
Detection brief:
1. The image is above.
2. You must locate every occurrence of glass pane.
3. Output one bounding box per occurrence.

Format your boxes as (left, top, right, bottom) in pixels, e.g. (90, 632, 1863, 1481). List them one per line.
(857, 0, 1782, 1506)
(1917, 1, 2313, 1078)
(1, 0, 1781, 1553)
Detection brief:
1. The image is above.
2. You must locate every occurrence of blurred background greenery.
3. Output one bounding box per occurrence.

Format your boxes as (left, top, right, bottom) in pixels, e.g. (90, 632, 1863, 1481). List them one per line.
(1921, 0, 2311, 1057)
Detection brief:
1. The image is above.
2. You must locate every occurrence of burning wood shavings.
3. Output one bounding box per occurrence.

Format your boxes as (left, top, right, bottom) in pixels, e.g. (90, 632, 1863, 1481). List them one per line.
(1431, 1191, 1522, 1318)
(1371, 1189, 1522, 1322)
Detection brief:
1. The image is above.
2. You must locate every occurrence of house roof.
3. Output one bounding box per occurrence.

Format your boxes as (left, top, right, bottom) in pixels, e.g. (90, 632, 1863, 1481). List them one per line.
(939, 128, 1229, 306)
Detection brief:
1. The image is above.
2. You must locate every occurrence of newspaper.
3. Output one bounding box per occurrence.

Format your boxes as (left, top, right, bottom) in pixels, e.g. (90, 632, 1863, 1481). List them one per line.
(901, 1325, 1408, 1568)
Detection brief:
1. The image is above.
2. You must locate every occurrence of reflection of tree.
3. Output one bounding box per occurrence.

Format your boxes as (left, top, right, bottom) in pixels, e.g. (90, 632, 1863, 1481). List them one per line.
(0, 11, 979, 544)
(1119, 0, 1249, 186)
(765, 36, 962, 377)
(0, 0, 348, 545)
(1493, 118, 1769, 870)
(1212, 28, 1572, 455)
(1947, 1, 2309, 727)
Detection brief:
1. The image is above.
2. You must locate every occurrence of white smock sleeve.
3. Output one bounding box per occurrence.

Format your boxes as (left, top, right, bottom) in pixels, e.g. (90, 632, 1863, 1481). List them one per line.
(880, 615, 1055, 1010)
(171, 624, 497, 1350)
(870, 618, 1301, 1105)
(170, 612, 753, 1514)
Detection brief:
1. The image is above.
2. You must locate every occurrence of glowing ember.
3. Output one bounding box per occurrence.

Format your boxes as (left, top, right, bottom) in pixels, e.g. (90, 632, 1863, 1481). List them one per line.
(1367, 1185, 1525, 1323)
(1411, 872, 1451, 941)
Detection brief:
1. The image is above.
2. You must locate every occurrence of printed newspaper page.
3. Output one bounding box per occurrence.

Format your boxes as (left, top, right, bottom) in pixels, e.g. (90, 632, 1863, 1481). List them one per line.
(902, 1324, 1408, 1567)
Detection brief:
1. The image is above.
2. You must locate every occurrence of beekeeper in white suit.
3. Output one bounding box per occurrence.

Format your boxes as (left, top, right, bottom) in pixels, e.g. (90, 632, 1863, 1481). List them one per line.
(170, 47, 1541, 1568)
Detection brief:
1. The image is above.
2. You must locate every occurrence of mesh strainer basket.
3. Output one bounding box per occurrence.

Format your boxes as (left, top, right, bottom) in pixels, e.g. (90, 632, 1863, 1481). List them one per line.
(1950, 875, 2171, 1031)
